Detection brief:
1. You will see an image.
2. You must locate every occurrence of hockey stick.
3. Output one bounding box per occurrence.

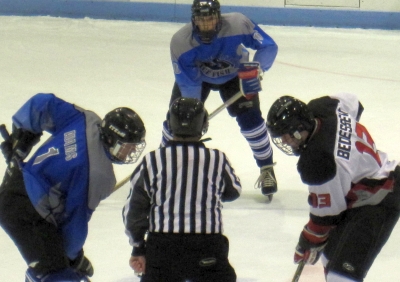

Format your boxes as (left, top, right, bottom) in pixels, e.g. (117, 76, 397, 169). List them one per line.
(208, 91, 243, 120)
(112, 91, 246, 192)
(291, 261, 305, 282)
(0, 124, 10, 141)
(112, 173, 131, 193)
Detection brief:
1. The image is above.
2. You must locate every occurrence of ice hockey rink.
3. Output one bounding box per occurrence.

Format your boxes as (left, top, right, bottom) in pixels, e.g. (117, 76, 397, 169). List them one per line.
(0, 15, 399, 281)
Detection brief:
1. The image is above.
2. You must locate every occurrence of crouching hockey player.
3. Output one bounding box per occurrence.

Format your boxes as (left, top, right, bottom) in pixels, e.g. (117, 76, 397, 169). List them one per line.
(266, 93, 400, 281)
(0, 93, 146, 281)
(161, 0, 279, 200)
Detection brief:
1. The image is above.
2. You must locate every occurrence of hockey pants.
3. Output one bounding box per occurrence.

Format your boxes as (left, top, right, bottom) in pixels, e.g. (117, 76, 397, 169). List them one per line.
(0, 165, 69, 276)
(141, 232, 236, 282)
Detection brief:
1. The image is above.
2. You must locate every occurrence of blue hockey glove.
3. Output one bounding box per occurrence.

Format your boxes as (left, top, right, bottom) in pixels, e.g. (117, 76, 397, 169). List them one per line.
(238, 62, 263, 97)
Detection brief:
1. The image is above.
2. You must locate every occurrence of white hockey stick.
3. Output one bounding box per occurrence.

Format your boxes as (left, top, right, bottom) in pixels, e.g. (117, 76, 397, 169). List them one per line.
(291, 261, 305, 282)
(112, 174, 131, 193)
(112, 90, 246, 192)
(208, 91, 243, 120)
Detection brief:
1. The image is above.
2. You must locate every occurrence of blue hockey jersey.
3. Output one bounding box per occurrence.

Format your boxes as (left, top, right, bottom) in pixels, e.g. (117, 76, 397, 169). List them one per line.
(170, 12, 278, 99)
(12, 93, 116, 260)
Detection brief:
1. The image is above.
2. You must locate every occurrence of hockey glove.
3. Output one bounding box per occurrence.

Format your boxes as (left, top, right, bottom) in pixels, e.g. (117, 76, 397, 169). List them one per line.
(0, 124, 12, 164)
(238, 62, 263, 98)
(10, 125, 42, 162)
(70, 250, 94, 277)
(294, 221, 332, 265)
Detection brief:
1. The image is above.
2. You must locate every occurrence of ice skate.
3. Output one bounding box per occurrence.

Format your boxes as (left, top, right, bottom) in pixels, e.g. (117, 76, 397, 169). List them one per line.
(255, 164, 277, 201)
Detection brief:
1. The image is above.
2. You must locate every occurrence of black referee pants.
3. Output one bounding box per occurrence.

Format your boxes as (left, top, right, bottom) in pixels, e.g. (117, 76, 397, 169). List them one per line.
(0, 165, 68, 275)
(141, 232, 236, 282)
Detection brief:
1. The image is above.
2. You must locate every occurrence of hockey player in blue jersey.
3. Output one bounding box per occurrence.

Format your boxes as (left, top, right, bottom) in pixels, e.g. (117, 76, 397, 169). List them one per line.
(0, 93, 146, 282)
(161, 0, 279, 198)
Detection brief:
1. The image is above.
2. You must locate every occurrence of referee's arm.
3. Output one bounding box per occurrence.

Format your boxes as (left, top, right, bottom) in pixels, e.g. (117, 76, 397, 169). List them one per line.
(221, 157, 242, 202)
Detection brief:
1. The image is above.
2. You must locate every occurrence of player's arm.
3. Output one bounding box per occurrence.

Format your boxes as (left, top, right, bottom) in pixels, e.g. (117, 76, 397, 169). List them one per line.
(294, 218, 335, 265)
(239, 15, 278, 73)
(12, 93, 80, 134)
(251, 24, 278, 72)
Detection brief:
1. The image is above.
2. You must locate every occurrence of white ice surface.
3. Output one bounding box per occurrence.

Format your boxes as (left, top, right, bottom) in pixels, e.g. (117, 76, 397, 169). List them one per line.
(0, 16, 399, 281)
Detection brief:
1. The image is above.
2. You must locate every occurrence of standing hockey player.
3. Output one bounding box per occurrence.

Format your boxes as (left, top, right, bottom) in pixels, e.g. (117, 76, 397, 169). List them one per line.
(124, 97, 241, 282)
(266, 93, 400, 281)
(161, 0, 278, 199)
(0, 93, 146, 282)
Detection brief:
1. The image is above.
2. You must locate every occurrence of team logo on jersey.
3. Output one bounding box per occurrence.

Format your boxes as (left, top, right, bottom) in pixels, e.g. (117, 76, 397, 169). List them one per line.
(200, 59, 235, 78)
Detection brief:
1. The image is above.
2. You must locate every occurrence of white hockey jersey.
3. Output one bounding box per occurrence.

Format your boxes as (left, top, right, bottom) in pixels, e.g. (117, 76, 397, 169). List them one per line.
(298, 93, 399, 224)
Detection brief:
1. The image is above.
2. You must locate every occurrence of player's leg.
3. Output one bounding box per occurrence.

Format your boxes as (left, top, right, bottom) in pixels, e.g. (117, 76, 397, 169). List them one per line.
(161, 82, 211, 146)
(323, 205, 400, 281)
(0, 166, 69, 279)
(219, 76, 277, 197)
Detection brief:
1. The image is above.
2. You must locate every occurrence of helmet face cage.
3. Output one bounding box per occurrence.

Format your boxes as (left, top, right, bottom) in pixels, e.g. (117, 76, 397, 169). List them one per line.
(266, 96, 314, 156)
(100, 107, 146, 164)
(109, 139, 146, 164)
(271, 136, 298, 156)
(168, 97, 208, 139)
(191, 0, 222, 44)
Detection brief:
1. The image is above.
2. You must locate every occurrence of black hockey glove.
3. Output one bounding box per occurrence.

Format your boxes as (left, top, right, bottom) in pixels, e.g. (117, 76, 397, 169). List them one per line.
(0, 124, 12, 164)
(1, 139, 13, 164)
(70, 250, 94, 277)
(10, 125, 42, 162)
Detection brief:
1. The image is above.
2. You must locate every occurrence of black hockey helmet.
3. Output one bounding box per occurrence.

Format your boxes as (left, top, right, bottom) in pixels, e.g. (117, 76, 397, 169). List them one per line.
(168, 97, 208, 139)
(191, 0, 222, 44)
(100, 107, 146, 164)
(266, 96, 314, 155)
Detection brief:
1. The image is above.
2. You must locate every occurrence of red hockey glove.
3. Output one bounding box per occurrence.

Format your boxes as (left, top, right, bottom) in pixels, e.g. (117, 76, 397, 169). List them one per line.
(238, 62, 263, 98)
(294, 220, 332, 265)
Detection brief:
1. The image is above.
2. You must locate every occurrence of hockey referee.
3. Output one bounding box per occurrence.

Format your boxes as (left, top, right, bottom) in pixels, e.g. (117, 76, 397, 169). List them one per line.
(123, 97, 241, 282)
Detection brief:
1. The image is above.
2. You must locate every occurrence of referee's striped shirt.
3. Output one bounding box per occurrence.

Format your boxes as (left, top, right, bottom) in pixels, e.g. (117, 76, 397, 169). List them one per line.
(123, 141, 242, 246)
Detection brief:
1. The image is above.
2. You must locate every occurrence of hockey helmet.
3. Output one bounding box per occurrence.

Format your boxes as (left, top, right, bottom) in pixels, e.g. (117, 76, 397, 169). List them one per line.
(191, 0, 222, 44)
(266, 96, 314, 155)
(100, 107, 146, 164)
(168, 97, 208, 139)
